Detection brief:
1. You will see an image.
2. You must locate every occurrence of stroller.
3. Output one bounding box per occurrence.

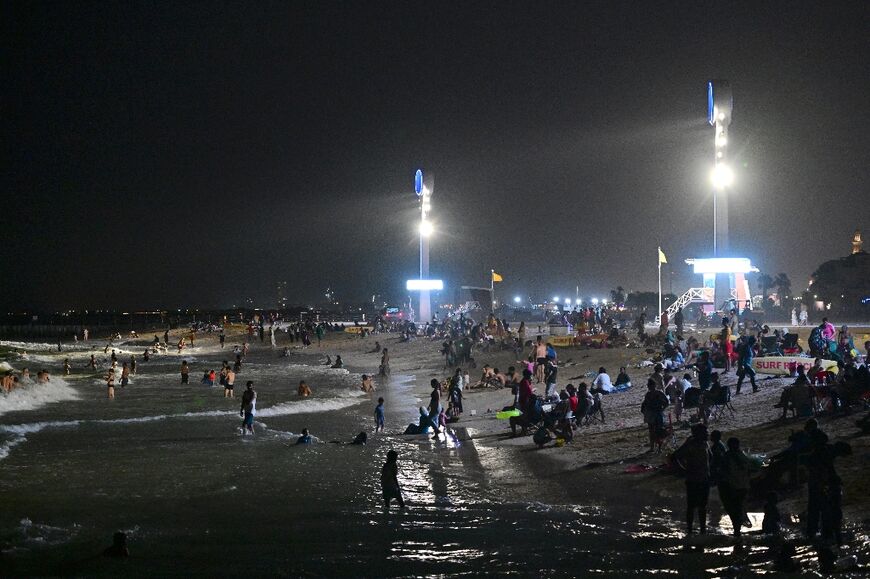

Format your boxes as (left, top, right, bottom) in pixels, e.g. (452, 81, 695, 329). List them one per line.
(509, 396, 544, 436)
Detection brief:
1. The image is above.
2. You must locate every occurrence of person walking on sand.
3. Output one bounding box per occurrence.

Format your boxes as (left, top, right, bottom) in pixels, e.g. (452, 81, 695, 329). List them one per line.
(239, 381, 256, 435)
(673, 424, 712, 536)
(63, 359, 71, 376)
(105, 369, 115, 399)
(533, 336, 547, 383)
(120, 362, 130, 388)
(88, 354, 97, 371)
(374, 397, 385, 433)
(219, 329, 226, 349)
(130, 355, 136, 375)
(180, 360, 190, 384)
(381, 450, 405, 510)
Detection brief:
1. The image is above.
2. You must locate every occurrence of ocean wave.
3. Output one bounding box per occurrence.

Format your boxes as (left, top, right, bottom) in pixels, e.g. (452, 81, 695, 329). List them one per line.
(0, 391, 365, 461)
(0, 378, 81, 417)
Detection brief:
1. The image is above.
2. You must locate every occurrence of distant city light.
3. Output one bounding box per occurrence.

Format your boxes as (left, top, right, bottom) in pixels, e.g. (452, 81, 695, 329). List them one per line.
(552, 296, 559, 302)
(602, 299, 608, 305)
(592, 298, 599, 305)
(513, 296, 522, 304)
(564, 298, 571, 305)
(419, 220, 433, 237)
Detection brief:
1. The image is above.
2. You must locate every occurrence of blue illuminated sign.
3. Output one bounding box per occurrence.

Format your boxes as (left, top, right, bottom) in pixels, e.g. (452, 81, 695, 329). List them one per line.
(707, 82, 714, 126)
(415, 169, 423, 196)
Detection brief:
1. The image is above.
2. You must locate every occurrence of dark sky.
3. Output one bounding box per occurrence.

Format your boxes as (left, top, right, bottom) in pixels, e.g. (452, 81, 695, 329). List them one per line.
(3, 1, 869, 311)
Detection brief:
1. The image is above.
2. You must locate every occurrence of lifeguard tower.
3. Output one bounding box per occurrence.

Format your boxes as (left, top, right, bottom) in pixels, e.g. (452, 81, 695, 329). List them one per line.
(662, 257, 758, 321)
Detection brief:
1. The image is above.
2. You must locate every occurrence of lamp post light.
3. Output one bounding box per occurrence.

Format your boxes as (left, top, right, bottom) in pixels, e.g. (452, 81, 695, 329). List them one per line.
(708, 80, 734, 309)
(415, 169, 433, 322)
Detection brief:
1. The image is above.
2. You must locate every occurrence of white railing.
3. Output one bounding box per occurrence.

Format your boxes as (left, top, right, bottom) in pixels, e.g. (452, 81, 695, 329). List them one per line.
(662, 287, 714, 321)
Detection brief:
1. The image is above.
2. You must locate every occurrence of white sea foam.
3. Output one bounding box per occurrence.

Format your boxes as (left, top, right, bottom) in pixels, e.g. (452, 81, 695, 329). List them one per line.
(0, 378, 80, 417)
(0, 391, 365, 461)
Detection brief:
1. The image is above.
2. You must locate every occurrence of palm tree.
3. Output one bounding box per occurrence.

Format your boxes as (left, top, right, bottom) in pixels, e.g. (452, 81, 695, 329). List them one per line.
(774, 273, 792, 306)
(756, 273, 773, 302)
(610, 286, 626, 304)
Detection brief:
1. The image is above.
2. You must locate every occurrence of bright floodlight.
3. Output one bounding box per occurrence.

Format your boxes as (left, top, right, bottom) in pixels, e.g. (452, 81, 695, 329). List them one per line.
(564, 298, 571, 305)
(406, 279, 443, 291)
(592, 298, 599, 305)
(711, 164, 734, 190)
(602, 299, 608, 305)
(687, 258, 757, 274)
(419, 220, 433, 237)
(513, 296, 521, 304)
(552, 296, 559, 302)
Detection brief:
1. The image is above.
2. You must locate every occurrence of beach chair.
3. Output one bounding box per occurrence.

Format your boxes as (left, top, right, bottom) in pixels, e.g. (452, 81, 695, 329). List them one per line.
(582, 396, 605, 426)
(707, 385, 735, 422)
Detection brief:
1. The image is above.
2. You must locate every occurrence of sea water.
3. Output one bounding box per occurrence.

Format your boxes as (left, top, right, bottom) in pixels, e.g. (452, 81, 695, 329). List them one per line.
(0, 340, 865, 576)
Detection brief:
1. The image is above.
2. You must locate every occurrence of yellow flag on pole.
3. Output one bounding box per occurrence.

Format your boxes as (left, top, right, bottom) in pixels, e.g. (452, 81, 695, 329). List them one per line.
(658, 247, 667, 264)
(491, 271, 503, 283)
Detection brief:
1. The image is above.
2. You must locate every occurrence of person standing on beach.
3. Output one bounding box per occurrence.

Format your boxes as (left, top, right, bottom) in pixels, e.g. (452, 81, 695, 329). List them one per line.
(381, 450, 405, 510)
(83, 328, 89, 341)
(164, 329, 170, 346)
(533, 336, 547, 383)
(374, 397, 385, 433)
(88, 354, 97, 371)
(673, 424, 711, 536)
(130, 355, 136, 375)
(180, 360, 190, 384)
(239, 381, 256, 435)
(63, 359, 71, 376)
(219, 329, 226, 348)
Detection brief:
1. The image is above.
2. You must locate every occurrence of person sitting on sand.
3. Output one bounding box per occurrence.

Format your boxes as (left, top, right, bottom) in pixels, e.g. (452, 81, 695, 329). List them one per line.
(331, 355, 343, 369)
(298, 380, 312, 397)
(324, 355, 332, 366)
(403, 408, 433, 435)
(361, 374, 375, 393)
(370, 341, 382, 354)
(591, 367, 613, 394)
(614, 367, 631, 391)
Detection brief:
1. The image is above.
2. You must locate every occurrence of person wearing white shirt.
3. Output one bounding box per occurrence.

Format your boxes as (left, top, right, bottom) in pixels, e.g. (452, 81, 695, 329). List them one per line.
(592, 367, 614, 393)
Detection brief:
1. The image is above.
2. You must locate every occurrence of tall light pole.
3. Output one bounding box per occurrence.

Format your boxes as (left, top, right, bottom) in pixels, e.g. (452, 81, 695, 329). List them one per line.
(708, 80, 733, 256)
(708, 80, 734, 309)
(415, 169, 433, 323)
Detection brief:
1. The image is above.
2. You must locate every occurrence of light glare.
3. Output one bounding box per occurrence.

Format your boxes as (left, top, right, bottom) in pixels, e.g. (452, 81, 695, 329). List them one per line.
(419, 220, 433, 236)
(711, 164, 735, 189)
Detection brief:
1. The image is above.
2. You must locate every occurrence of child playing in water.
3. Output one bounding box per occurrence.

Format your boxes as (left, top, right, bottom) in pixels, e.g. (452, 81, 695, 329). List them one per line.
(374, 397, 385, 433)
(380, 450, 405, 510)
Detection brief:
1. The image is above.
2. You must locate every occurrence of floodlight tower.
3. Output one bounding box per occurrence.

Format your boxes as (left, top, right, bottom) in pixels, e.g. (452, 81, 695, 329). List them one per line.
(708, 80, 734, 308)
(708, 80, 733, 256)
(415, 169, 433, 322)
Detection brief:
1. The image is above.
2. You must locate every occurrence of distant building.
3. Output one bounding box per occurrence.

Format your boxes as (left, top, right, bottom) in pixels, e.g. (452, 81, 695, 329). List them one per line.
(807, 230, 869, 317)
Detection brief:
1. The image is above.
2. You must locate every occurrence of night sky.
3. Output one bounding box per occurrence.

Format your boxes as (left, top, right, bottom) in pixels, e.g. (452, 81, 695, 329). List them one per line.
(4, 2, 869, 311)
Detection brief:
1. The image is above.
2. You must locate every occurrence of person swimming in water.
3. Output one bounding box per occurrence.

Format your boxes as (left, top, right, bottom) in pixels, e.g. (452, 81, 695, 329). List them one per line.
(296, 428, 312, 444)
(298, 380, 312, 397)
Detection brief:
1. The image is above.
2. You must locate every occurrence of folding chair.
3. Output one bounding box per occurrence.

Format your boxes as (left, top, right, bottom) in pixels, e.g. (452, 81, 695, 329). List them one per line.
(707, 385, 735, 422)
